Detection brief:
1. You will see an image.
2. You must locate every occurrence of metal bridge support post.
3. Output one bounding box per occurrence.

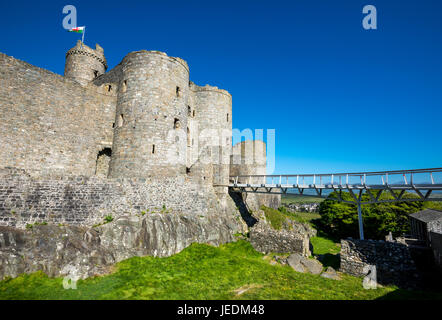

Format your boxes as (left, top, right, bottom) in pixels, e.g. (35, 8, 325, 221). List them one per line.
(357, 201, 364, 240)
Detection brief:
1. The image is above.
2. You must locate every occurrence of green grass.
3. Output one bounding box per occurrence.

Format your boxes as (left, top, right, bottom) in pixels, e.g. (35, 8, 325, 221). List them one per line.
(310, 236, 341, 270)
(281, 194, 324, 205)
(310, 237, 341, 255)
(261, 205, 320, 229)
(424, 201, 442, 211)
(1, 240, 440, 300)
(278, 207, 321, 225)
(261, 206, 288, 230)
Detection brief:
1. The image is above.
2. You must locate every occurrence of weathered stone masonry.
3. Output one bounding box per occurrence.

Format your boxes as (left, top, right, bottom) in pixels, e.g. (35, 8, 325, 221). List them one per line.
(0, 168, 230, 229)
(340, 239, 420, 288)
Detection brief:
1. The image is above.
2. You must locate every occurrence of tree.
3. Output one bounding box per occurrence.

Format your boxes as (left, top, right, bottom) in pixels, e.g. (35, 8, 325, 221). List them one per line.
(316, 191, 424, 240)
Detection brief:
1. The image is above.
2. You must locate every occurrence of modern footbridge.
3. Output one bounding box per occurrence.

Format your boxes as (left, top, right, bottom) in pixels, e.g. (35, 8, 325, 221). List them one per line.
(225, 168, 442, 240)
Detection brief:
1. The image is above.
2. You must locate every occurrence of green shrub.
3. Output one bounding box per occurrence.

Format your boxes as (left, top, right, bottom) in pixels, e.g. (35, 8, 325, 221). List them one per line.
(104, 215, 114, 223)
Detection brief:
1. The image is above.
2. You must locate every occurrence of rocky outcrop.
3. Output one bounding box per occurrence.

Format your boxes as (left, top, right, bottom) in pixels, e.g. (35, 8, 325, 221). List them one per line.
(249, 221, 312, 257)
(0, 213, 239, 280)
(320, 266, 341, 280)
(287, 253, 323, 274)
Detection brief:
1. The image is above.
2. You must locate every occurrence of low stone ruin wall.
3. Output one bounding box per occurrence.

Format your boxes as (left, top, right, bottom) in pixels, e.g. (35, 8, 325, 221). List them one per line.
(430, 232, 442, 269)
(249, 221, 312, 257)
(340, 239, 420, 288)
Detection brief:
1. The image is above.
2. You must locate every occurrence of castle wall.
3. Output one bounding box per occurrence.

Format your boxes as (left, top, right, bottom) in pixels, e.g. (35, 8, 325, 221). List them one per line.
(0, 168, 227, 229)
(108, 51, 190, 178)
(192, 84, 232, 196)
(0, 53, 116, 177)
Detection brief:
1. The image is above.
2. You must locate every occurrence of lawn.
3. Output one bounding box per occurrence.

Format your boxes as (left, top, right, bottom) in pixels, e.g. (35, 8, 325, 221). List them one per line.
(1, 240, 441, 300)
(281, 193, 325, 205)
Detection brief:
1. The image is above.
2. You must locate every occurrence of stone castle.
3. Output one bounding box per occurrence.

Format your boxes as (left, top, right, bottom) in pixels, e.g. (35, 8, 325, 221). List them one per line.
(0, 41, 278, 233)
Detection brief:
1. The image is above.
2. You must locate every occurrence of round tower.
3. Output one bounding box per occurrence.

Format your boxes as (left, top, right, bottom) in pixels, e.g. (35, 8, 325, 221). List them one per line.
(230, 140, 267, 182)
(108, 50, 190, 178)
(230, 140, 280, 211)
(64, 40, 108, 86)
(193, 84, 232, 195)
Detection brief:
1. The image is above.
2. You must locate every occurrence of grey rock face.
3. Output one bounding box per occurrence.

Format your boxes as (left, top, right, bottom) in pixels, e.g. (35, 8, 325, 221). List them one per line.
(302, 258, 323, 275)
(320, 266, 342, 280)
(249, 221, 312, 257)
(0, 213, 238, 280)
(287, 253, 323, 275)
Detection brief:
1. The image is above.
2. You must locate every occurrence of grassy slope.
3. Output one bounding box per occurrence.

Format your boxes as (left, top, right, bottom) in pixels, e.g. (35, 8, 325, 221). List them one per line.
(281, 194, 324, 205)
(1, 240, 441, 300)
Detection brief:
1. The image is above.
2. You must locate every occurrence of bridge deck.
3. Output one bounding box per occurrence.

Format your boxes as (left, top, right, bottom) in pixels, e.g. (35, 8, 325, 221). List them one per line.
(225, 167, 442, 240)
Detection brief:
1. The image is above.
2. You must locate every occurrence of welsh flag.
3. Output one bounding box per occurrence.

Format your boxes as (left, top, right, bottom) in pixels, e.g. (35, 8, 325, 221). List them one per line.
(68, 26, 85, 34)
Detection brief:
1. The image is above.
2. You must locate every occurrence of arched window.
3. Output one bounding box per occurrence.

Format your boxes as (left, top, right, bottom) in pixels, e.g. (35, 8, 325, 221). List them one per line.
(95, 148, 112, 177)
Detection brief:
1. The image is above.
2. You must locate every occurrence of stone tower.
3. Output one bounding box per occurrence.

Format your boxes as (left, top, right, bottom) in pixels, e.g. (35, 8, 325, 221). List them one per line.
(193, 84, 232, 195)
(64, 40, 108, 86)
(108, 51, 190, 178)
(230, 140, 267, 183)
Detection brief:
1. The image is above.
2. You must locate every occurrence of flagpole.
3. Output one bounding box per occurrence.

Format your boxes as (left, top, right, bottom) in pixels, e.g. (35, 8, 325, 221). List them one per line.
(82, 26, 86, 45)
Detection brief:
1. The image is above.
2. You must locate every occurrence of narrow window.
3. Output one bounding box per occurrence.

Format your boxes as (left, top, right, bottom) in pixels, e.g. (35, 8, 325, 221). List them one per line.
(176, 86, 181, 97)
(93, 70, 99, 78)
(188, 106, 192, 116)
(227, 113, 229, 122)
(187, 127, 191, 147)
(112, 122, 115, 128)
(193, 110, 195, 117)
(186, 167, 191, 174)
(152, 145, 155, 154)
(174, 118, 181, 129)
(117, 114, 124, 127)
(107, 84, 112, 92)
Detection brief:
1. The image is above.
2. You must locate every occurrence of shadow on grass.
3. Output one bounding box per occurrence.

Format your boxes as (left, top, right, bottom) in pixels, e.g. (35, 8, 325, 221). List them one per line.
(316, 253, 340, 270)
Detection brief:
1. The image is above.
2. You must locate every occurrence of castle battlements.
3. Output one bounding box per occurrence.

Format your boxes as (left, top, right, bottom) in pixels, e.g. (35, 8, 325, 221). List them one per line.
(0, 41, 268, 207)
(0, 42, 280, 246)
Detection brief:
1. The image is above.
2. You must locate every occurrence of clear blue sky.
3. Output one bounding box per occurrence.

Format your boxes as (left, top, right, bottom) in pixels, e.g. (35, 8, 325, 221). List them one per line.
(1, 0, 441, 174)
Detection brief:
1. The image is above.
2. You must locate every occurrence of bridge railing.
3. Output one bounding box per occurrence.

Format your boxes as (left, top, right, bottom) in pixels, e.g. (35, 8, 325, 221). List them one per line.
(229, 167, 442, 189)
(228, 167, 442, 240)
